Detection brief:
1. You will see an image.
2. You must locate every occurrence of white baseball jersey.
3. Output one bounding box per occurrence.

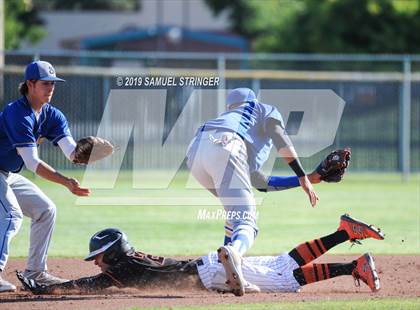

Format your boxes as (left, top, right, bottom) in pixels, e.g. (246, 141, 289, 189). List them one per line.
(197, 251, 301, 293)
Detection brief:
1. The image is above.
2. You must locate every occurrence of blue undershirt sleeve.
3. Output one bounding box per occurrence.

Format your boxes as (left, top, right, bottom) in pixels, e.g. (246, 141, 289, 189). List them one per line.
(267, 175, 300, 191)
(250, 170, 300, 192)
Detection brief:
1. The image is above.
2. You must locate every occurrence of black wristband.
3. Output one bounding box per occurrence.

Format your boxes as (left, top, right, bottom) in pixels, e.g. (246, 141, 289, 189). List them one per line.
(289, 159, 306, 177)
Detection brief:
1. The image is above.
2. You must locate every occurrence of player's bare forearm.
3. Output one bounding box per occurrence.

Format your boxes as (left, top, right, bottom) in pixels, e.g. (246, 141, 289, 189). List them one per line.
(299, 175, 319, 207)
(279, 146, 321, 184)
(277, 146, 319, 206)
(278, 145, 299, 163)
(35, 161, 72, 186)
(35, 161, 91, 196)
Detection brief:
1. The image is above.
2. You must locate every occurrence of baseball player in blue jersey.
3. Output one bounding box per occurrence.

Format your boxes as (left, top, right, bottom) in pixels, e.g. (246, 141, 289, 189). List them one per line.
(0, 61, 91, 292)
(186, 88, 319, 295)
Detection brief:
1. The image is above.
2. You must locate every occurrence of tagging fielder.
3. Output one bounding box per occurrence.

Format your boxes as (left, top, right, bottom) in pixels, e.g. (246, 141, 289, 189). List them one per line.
(186, 88, 349, 295)
(0, 61, 113, 292)
(17, 214, 384, 295)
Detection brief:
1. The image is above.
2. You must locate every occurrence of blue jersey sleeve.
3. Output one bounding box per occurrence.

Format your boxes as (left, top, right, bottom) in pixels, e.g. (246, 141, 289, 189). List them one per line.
(44, 107, 72, 146)
(261, 104, 285, 134)
(2, 105, 36, 148)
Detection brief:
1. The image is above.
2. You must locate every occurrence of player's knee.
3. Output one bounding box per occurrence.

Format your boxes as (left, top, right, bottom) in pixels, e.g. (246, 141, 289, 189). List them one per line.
(45, 203, 56, 221)
(35, 200, 56, 223)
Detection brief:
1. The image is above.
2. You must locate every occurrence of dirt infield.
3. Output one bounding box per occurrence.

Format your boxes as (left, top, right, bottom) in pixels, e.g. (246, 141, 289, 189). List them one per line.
(0, 255, 418, 310)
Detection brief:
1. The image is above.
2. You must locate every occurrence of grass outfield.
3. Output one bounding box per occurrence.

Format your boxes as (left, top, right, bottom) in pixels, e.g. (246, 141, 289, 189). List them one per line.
(134, 298, 420, 310)
(8, 171, 420, 258)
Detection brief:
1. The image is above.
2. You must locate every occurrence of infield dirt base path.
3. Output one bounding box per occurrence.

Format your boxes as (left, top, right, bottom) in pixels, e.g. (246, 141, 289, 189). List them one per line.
(0, 255, 419, 310)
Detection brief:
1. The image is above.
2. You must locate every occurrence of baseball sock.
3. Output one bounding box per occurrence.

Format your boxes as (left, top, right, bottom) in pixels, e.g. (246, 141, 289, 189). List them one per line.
(224, 221, 233, 245)
(293, 262, 356, 286)
(231, 228, 255, 256)
(288, 230, 349, 266)
(224, 235, 232, 245)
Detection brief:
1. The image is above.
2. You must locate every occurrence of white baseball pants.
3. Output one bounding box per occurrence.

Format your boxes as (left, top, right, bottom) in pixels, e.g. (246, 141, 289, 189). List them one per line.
(197, 251, 301, 293)
(0, 171, 56, 272)
(186, 130, 258, 249)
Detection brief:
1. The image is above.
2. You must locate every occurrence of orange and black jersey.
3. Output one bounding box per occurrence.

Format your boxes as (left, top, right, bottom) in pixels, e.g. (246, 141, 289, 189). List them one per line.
(105, 251, 198, 287)
(42, 251, 200, 294)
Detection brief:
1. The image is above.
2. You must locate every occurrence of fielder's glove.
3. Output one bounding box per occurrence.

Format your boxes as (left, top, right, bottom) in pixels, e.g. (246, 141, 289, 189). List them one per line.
(315, 148, 351, 183)
(73, 136, 114, 165)
(16, 271, 49, 294)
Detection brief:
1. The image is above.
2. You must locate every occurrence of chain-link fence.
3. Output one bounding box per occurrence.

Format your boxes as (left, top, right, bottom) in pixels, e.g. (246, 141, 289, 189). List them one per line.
(1, 51, 419, 176)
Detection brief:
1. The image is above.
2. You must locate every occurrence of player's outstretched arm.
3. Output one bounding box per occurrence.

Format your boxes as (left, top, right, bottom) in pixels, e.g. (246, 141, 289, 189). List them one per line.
(265, 118, 318, 207)
(251, 148, 351, 192)
(251, 170, 321, 192)
(279, 145, 318, 207)
(35, 161, 91, 196)
(16, 271, 114, 295)
(17, 146, 90, 196)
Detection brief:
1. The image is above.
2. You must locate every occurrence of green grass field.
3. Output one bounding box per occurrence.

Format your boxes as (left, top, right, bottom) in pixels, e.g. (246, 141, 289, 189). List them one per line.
(134, 298, 420, 310)
(9, 171, 419, 258)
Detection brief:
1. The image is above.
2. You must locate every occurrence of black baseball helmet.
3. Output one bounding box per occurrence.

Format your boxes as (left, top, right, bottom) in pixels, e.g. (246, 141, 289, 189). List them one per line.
(84, 228, 133, 265)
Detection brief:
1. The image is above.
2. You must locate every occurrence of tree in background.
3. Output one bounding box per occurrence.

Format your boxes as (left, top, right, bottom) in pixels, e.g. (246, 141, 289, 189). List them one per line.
(5, 0, 45, 49)
(5, 0, 142, 49)
(33, 0, 141, 11)
(202, 0, 260, 38)
(205, 0, 420, 53)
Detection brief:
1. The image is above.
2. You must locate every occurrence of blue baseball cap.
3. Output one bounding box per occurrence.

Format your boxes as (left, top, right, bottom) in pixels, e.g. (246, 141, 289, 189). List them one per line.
(226, 88, 256, 107)
(24, 61, 65, 82)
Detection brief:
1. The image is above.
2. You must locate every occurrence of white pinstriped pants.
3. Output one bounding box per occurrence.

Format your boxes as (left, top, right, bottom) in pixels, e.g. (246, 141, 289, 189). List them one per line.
(197, 251, 301, 293)
(0, 171, 56, 272)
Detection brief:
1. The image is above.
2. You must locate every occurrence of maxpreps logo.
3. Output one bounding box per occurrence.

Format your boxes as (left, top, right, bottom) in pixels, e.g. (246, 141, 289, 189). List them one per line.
(76, 89, 346, 206)
(197, 209, 260, 221)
